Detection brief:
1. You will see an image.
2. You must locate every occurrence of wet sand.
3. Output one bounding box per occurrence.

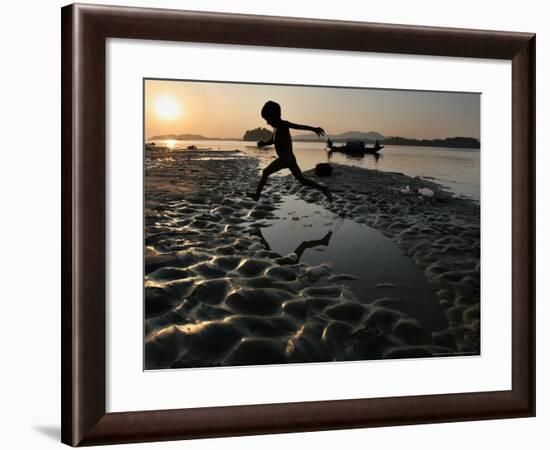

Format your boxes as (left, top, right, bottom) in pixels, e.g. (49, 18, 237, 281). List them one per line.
(144, 147, 480, 369)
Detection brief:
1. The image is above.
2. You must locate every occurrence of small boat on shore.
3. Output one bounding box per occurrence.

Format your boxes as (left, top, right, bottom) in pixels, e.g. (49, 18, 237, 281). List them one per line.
(327, 138, 384, 155)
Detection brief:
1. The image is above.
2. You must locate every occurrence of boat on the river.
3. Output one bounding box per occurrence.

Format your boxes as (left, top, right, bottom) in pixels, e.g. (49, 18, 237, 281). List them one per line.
(326, 138, 384, 155)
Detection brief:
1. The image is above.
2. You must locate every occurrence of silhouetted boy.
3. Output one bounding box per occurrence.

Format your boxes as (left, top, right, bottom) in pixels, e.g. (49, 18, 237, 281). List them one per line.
(250, 100, 332, 202)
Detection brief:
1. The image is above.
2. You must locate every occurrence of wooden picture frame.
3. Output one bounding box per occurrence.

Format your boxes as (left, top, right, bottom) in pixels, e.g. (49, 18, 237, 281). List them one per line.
(61, 3, 536, 446)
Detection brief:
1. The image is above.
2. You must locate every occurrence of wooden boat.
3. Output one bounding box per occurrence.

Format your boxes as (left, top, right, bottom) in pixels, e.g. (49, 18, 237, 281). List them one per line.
(327, 139, 384, 155)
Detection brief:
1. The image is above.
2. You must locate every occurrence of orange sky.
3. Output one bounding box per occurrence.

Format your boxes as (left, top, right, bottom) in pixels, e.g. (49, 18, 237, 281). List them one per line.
(144, 79, 480, 140)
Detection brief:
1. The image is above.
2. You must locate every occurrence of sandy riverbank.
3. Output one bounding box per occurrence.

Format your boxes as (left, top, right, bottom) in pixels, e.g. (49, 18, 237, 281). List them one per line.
(144, 147, 480, 369)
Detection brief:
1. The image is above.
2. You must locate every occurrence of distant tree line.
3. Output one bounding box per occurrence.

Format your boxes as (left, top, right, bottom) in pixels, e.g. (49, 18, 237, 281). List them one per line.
(380, 136, 480, 149)
(292, 135, 480, 149)
(151, 129, 480, 150)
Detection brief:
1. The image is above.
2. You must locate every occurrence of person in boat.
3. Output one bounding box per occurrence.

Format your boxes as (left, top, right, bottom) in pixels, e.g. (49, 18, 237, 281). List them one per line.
(249, 100, 332, 202)
(374, 139, 381, 150)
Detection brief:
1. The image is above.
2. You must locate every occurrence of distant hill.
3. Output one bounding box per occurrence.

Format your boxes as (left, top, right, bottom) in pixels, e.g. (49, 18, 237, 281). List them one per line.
(294, 130, 479, 149)
(294, 130, 386, 141)
(243, 127, 273, 142)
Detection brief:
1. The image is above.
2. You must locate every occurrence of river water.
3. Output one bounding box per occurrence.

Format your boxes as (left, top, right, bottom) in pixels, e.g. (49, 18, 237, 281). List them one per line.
(149, 139, 480, 200)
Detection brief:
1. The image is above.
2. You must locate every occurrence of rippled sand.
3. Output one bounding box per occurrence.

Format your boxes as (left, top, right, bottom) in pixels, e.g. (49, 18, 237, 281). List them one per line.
(144, 147, 480, 369)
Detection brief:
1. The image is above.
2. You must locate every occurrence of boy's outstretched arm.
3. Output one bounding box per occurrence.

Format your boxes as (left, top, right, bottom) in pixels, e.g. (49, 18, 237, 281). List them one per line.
(285, 121, 325, 137)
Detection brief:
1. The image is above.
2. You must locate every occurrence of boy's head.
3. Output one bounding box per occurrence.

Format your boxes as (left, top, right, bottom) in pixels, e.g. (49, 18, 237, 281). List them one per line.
(261, 100, 281, 125)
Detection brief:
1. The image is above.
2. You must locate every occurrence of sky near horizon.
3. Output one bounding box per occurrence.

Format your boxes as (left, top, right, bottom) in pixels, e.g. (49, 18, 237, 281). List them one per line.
(144, 79, 480, 140)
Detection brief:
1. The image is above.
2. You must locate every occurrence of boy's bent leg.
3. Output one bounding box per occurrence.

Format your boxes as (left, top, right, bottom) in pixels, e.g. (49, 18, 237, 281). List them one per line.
(253, 157, 288, 200)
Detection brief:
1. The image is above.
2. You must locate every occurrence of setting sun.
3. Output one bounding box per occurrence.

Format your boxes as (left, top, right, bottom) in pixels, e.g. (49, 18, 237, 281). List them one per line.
(153, 95, 182, 120)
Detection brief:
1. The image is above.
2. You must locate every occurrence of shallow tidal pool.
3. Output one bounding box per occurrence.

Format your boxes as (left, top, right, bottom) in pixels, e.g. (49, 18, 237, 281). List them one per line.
(261, 195, 446, 332)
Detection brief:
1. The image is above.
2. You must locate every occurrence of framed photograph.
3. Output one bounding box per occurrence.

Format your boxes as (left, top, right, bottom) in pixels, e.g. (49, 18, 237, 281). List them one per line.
(61, 3, 535, 446)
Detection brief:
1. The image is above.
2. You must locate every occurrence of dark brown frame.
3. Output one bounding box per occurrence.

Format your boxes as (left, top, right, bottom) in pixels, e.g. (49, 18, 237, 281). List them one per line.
(61, 3, 536, 446)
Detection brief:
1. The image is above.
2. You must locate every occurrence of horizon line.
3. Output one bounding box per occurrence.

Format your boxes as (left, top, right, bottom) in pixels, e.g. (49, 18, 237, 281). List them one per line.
(146, 132, 481, 142)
